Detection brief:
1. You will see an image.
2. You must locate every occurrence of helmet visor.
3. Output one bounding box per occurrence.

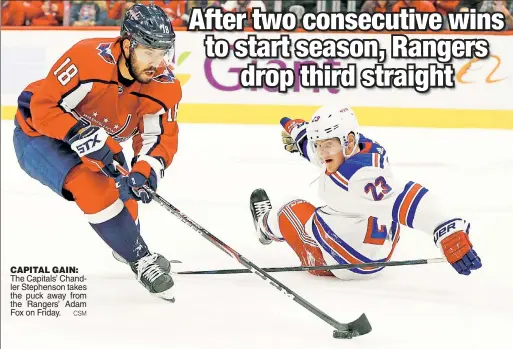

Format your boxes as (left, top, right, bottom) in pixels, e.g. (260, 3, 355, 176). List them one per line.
(313, 139, 342, 157)
(133, 43, 174, 68)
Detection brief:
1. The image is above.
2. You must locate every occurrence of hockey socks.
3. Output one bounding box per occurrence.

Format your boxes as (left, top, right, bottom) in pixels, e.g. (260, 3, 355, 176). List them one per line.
(90, 206, 149, 262)
(258, 210, 285, 242)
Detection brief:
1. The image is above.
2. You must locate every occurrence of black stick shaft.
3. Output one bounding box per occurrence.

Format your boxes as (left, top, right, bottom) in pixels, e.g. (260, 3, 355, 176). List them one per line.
(115, 164, 371, 337)
(177, 258, 446, 275)
(149, 191, 353, 331)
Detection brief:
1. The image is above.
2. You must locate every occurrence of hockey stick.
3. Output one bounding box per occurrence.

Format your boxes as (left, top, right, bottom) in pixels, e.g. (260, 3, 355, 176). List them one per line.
(116, 165, 371, 339)
(175, 258, 446, 275)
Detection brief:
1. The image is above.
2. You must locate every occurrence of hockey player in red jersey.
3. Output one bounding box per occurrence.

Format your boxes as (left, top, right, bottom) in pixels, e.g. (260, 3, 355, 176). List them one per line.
(249, 105, 482, 279)
(13, 4, 181, 301)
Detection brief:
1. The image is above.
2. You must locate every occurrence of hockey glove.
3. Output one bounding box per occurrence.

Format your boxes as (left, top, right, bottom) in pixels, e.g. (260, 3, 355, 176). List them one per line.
(67, 126, 126, 178)
(117, 156, 163, 204)
(434, 218, 482, 275)
(280, 117, 308, 154)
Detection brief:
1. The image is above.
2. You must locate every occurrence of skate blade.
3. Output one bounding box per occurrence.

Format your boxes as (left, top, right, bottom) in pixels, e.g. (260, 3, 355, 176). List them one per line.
(160, 296, 175, 303)
(113, 252, 182, 265)
(154, 289, 175, 303)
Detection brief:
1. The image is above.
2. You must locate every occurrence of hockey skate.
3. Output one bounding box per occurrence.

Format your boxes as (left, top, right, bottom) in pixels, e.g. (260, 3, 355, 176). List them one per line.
(130, 252, 175, 302)
(112, 250, 172, 274)
(250, 188, 273, 245)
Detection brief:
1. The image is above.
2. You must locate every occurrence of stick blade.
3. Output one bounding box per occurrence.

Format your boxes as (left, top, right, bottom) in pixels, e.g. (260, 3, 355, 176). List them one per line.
(333, 313, 372, 339)
(349, 313, 372, 336)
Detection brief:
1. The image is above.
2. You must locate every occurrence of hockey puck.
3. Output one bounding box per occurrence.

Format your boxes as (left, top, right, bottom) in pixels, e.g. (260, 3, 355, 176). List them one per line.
(333, 330, 355, 339)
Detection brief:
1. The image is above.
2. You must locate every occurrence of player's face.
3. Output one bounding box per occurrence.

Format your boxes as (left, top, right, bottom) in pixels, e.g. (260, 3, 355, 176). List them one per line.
(130, 45, 169, 83)
(314, 138, 344, 172)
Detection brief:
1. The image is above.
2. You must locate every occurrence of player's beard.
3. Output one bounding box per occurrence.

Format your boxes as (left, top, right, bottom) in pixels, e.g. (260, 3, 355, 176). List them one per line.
(126, 50, 157, 84)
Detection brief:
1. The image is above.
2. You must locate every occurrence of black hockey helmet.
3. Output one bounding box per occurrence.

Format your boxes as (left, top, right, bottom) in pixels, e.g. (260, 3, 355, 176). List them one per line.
(120, 3, 175, 51)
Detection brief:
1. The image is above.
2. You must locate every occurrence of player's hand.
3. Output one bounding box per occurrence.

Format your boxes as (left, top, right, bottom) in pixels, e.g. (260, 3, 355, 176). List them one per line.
(68, 126, 126, 178)
(125, 160, 161, 204)
(281, 130, 298, 153)
(434, 219, 482, 275)
(280, 117, 308, 154)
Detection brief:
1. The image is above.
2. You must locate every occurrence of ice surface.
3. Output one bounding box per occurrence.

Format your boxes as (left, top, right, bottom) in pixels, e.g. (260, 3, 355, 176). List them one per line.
(2, 121, 512, 349)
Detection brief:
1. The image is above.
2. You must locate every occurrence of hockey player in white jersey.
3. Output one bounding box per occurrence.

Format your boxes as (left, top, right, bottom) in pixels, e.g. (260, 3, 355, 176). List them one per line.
(249, 105, 482, 279)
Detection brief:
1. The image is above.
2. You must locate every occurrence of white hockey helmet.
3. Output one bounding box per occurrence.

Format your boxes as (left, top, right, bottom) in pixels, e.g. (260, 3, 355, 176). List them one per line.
(306, 105, 360, 158)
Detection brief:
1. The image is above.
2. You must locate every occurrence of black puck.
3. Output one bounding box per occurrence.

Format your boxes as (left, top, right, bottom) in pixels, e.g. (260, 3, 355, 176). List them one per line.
(333, 330, 353, 339)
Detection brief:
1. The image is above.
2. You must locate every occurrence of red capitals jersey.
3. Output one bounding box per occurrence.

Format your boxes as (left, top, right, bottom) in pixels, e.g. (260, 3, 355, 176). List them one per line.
(17, 37, 181, 169)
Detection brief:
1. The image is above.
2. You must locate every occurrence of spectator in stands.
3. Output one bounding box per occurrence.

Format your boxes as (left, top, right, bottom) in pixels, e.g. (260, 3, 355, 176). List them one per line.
(187, 0, 221, 8)
(360, 0, 396, 13)
(154, 0, 188, 27)
(108, 0, 138, 23)
(457, 0, 491, 11)
(457, 0, 513, 29)
(433, 0, 459, 16)
(222, 0, 266, 27)
(105, 0, 117, 12)
(1, 1, 26, 26)
(494, 0, 513, 29)
(283, 0, 317, 14)
(70, 0, 108, 26)
(25, 1, 64, 26)
(393, 0, 436, 12)
(223, 0, 266, 13)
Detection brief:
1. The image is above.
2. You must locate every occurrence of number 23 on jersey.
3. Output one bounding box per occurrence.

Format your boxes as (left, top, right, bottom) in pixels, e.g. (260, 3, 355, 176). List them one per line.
(364, 176, 392, 201)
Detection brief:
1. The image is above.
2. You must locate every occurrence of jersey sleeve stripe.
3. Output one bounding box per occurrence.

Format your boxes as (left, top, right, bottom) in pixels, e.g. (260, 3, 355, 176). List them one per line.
(58, 79, 116, 110)
(406, 186, 429, 228)
(398, 183, 424, 227)
(392, 181, 414, 222)
(138, 111, 164, 156)
(59, 82, 93, 111)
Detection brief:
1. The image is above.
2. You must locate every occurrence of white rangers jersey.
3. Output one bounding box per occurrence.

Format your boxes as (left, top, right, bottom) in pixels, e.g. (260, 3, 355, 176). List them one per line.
(300, 134, 454, 276)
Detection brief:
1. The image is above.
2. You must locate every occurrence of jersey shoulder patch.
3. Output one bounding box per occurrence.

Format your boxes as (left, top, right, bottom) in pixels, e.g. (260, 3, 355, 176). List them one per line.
(66, 37, 119, 81)
(96, 42, 117, 65)
(152, 69, 176, 84)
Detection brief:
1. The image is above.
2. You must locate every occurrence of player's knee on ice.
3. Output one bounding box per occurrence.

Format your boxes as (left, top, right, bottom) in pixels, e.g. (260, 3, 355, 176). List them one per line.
(275, 199, 334, 276)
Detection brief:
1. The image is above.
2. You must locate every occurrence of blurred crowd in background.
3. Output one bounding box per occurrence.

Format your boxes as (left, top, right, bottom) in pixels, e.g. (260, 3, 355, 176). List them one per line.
(2, 0, 513, 30)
